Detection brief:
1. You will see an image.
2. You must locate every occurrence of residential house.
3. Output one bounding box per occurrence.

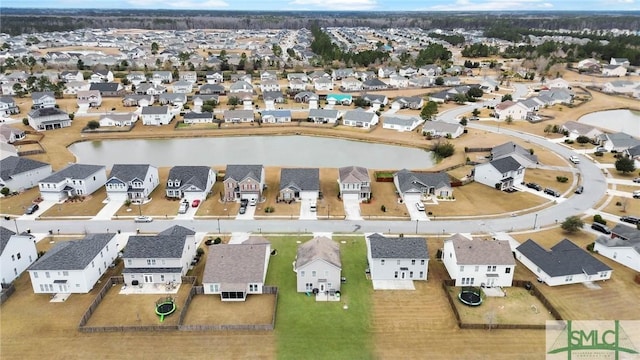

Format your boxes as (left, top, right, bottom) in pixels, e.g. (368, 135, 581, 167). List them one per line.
(474, 156, 525, 191)
(0, 124, 24, 143)
(1, 81, 18, 95)
(0, 227, 37, 285)
(602, 64, 627, 77)
(577, 58, 600, 72)
(418, 64, 442, 77)
(278, 168, 319, 202)
(326, 94, 352, 106)
(597, 132, 640, 152)
(0, 96, 19, 116)
(260, 80, 281, 93)
(308, 109, 340, 124)
(126, 72, 147, 86)
(602, 80, 640, 96)
(205, 71, 224, 84)
(192, 95, 218, 112)
(546, 78, 571, 89)
(263, 91, 285, 110)
(493, 100, 529, 121)
(294, 236, 341, 293)
(442, 76, 461, 86)
(388, 74, 409, 88)
(378, 66, 396, 78)
(122, 226, 197, 286)
(223, 109, 254, 123)
(428, 91, 451, 103)
(261, 110, 292, 123)
(362, 78, 389, 91)
(229, 80, 253, 94)
(479, 78, 500, 93)
(184, 111, 214, 124)
(342, 109, 379, 129)
(230, 73, 252, 83)
(398, 66, 418, 78)
(98, 113, 138, 127)
(38, 163, 106, 202)
(172, 80, 193, 94)
(0, 156, 52, 192)
(27, 107, 71, 131)
(560, 121, 603, 142)
(31, 91, 56, 109)
(288, 78, 307, 92)
(332, 68, 354, 80)
(106, 164, 159, 202)
(76, 90, 102, 108)
(338, 166, 371, 202)
(294, 91, 319, 104)
(491, 141, 538, 167)
(515, 239, 612, 286)
(152, 71, 173, 84)
(443, 233, 515, 287)
(366, 233, 428, 283)
(158, 93, 187, 107)
(165, 166, 215, 200)
(140, 106, 173, 126)
(260, 70, 278, 81)
(60, 71, 84, 82)
(135, 83, 166, 96)
(421, 121, 464, 138)
(610, 57, 630, 67)
(199, 84, 225, 95)
(340, 77, 363, 92)
(391, 96, 424, 110)
(202, 236, 271, 301)
(223, 164, 265, 202)
(382, 115, 423, 132)
(89, 70, 114, 83)
(393, 169, 453, 204)
(28, 233, 118, 294)
(287, 73, 309, 82)
(179, 71, 198, 84)
(624, 144, 640, 168)
(361, 94, 388, 108)
(594, 224, 640, 272)
(122, 94, 153, 107)
(313, 77, 333, 91)
(89, 82, 124, 97)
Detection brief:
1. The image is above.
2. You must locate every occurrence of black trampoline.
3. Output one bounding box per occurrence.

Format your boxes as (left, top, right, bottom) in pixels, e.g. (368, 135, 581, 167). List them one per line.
(458, 287, 483, 306)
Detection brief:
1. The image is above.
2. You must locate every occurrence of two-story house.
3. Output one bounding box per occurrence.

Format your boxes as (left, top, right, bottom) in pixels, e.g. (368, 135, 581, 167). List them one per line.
(89, 70, 114, 83)
(38, 163, 107, 202)
(76, 90, 102, 108)
(338, 166, 371, 202)
(223, 164, 265, 203)
(294, 236, 341, 293)
(165, 166, 215, 201)
(27, 107, 72, 131)
(105, 164, 159, 203)
(122, 225, 197, 286)
(0, 156, 52, 192)
(31, 91, 56, 109)
(473, 156, 525, 191)
(28, 233, 118, 294)
(0, 227, 37, 285)
(0, 96, 19, 116)
(366, 233, 429, 285)
(140, 106, 173, 126)
(443, 233, 515, 288)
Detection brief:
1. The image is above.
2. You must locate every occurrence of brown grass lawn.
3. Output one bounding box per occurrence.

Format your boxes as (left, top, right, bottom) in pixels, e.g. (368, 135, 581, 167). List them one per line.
(0, 187, 41, 215)
(195, 182, 241, 218)
(524, 168, 574, 194)
(40, 187, 108, 218)
(86, 283, 193, 327)
(361, 181, 407, 218)
(317, 168, 346, 218)
(448, 286, 556, 325)
(602, 196, 640, 217)
(182, 293, 276, 325)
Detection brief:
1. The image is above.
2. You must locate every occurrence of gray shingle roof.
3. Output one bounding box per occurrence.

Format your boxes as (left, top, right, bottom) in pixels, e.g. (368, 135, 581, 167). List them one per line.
(490, 156, 523, 173)
(224, 164, 263, 183)
(447, 233, 514, 265)
(296, 236, 341, 269)
(124, 226, 194, 259)
(308, 109, 339, 118)
(29, 233, 115, 270)
(491, 141, 538, 164)
(184, 112, 213, 120)
(41, 163, 105, 183)
(261, 110, 291, 118)
(158, 225, 195, 238)
(0, 226, 17, 255)
(279, 168, 319, 192)
(28, 107, 68, 118)
(394, 169, 451, 194)
(343, 109, 376, 123)
(202, 241, 270, 285)
(0, 156, 49, 181)
(89, 82, 121, 92)
(108, 164, 152, 184)
(166, 166, 213, 192)
(338, 166, 369, 183)
(610, 223, 640, 241)
(384, 115, 421, 127)
(516, 239, 611, 277)
(421, 120, 461, 133)
(604, 132, 640, 149)
(31, 91, 54, 101)
(141, 106, 169, 115)
(367, 233, 428, 259)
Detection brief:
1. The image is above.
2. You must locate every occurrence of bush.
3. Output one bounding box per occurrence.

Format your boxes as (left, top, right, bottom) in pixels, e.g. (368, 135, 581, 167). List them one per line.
(87, 120, 100, 130)
(593, 214, 607, 225)
(124, 199, 132, 207)
(586, 242, 595, 252)
(265, 206, 274, 213)
(432, 141, 455, 158)
(196, 247, 205, 256)
(564, 139, 574, 144)
(381, 205, 386, 212)
(214, 237, 222, 244)
(22, 118, 28, 125)
(594, 151, 603, 157)
(0, 187, 9, 196)
(556, 176, 568, 183)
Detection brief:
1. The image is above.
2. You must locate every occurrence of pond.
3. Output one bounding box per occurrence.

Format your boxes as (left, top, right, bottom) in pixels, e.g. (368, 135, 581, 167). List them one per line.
(69, 135, 437, 169)
(578, 109, 640, 137)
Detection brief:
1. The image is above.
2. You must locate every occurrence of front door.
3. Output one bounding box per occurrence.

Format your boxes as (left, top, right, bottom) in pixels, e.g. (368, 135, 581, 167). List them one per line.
(401, 272, 406, 279)
(58, 284, 68, 293)
(487, 278, 495, 287)
(319, 282, 325, 292)
(144, 274, 154, 283)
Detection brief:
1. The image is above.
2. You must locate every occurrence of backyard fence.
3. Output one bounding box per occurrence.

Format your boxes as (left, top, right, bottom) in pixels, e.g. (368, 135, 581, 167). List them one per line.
(0, 283, 16, 305)
(78, 276, 124, 329)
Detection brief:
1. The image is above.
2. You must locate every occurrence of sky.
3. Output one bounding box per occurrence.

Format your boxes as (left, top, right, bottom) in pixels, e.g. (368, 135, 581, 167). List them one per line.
(1, 0, 638, 11)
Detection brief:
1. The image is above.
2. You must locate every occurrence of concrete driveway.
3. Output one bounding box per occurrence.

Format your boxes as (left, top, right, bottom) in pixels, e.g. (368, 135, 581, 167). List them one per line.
(92, 199, 123, 220)
(343, 197, 363, 220)
(235, 204, 256, 220)
(299, 199, 317, 220)
(17, 200, 57, 220)
(406, 202, 429, 221)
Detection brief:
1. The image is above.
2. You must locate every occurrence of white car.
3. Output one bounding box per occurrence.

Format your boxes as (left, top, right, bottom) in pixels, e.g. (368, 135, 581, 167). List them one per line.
(134, 216, 153, 223)
(415, 202, 425, 211)
(569, 155, 580, 164)
(249, 198, 257, 206)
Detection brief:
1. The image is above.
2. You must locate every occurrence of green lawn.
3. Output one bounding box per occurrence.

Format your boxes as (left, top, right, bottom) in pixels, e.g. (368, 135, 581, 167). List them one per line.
(266, 236, 373, 360)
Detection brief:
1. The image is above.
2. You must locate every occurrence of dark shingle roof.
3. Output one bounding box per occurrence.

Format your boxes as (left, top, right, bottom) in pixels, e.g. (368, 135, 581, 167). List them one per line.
(184, 112, 213, 120)
(516, 239, 611, 277)
(125, 226, 193, 259)
(108, 164, 152, 184)
(0, 226, 17, 255)
(367, 233, 428, 259)
(490, 156, 523, 173)
(224, 164, 263, 183)
(394, 169, 451, 194)
(166, 166, 212, 192)
(141, 106, 169, 115)
(89, 82, 121, 92)
(29, 233, 115, 270)
(279, 168, 319, 192)
(0, 156, 49, 181)
(41, 164, 104, 183)
(202, 241, 270, 284)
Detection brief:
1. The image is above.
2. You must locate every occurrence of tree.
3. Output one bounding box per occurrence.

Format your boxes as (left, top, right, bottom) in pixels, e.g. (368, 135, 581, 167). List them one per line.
(615, 157, 636, 174)
(435, 77, 444, 86)
(466, 87, 484, 99)
(561, 216, 584, 233)
(501, 94, 513, 102)
(459, 117, 468, 126)
(505, 115, 514, 124)
(86, 120, 100, 130)
(576, 135, 591, 144)
(151, 42, 159, 54)
(77, 59, 85, 70)
(353, 97, 369, 107)
(271, 44, 282, 57)
(453, 93, 467, 104)
(432, 141, 455, 158)
(420, 101, 438, 121)
(472, 108, 480, 117)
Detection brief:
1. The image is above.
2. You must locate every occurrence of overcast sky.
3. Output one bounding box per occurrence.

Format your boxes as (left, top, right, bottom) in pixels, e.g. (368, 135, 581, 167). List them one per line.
(2, 0, 638, 11)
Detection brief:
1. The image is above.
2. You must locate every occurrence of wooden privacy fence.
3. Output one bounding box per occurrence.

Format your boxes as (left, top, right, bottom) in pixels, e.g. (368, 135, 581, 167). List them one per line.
(0, 283, 16, 305)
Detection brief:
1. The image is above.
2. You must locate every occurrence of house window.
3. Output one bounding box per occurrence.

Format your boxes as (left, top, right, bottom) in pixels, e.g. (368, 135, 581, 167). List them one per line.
(536, 267, 541, 273)
(14, 268, 17, 276)
(419, 271, 424, 278)
(600, 272, 608, 278)
(381, 259, 385, 265)
(505, 268, 511, 274)
(324, 271, 328, 277)
(475, 266, 479, 272)
(565, 275, 573, 282)
(394, 271, 398, 279)
(305, 283, 313, 291)
(147, 259, 156, 265)
(209, 284, 215, 292)
(34, 272, 39, 278)
(421, 260, 425, 265)
(63, 271, 69, 276)
(11, 255, 14, 261)
(127, 259, 132, 266)
(397, 260, 400, 265)
(16, 253, 21, 259)
(411, 260, 415, 265)
(300, 271, 305, 277)
(487, 265, 496, 272)
(213, 284, 219, 292)
(459, 266, 464, 272)
(45, 272, 50, 278)
(92, 261, 95, 268)
(160, 275, 165, 282)
(409, 271, 413, 278)
(311, 271, 316, 277)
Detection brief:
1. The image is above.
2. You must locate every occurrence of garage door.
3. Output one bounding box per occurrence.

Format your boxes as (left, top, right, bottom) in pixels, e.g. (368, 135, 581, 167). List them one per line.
(300, 191, 318, 200)
(241, 193, 257, 201)
(342, 193, 359, 202)
(403, 193, 421, 204)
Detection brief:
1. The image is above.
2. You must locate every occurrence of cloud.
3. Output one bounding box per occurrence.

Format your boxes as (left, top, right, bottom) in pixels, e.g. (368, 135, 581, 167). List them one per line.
(427, 0, 554, 11)
(288, 0, 378, 10)
(126, 0, 229, 9)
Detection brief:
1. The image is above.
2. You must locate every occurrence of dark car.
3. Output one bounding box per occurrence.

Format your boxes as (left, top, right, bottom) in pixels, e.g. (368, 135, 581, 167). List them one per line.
(25, 204, 39, 215)
(591, 223, 611, 234)
(544, 188, 561, 197)
(240, 199, 249, 207)
(526, 182, 542, 191)
(620, 216, 640, 225)
(575, 186, 584, 194)
(239, 206, 247, 215)
(634, 178, 640, 183)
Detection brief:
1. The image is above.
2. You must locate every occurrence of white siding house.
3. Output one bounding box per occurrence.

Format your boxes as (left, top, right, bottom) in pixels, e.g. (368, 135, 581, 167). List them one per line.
(0, 227, 37, 285)
(165, 166, 215, 201)
(105, 164, 159, 202)
(0, 156, 52, 192)
(366, 233, 429, 283)
(140, 106, 173, 126)
(493, 101, 529, 121)
(593, 225, 640, 273)
(294, 236, 341, 293)
(38, 164, 107, 202)
(473, 156, 525, 191)
(382, 115, 423, 132)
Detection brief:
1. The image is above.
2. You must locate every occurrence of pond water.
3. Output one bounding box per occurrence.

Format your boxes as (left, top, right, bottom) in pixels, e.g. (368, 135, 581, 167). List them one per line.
(578, 109, 640, 137)
(69, 135, 436, 169)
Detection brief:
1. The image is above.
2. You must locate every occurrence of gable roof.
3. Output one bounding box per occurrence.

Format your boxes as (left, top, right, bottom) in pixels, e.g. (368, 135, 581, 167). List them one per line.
(0, 226, 17, 255)
(41, 164, 104, 183)
(394, 169, 451, 193)
(516, 238, 611, 277)
(421, 120, 461, 133)
(489, 156, 523, 173)
(184, 112, 213, 120)
(279, 168, 320, 192)
(167, 166, 212, 191)
(224, 164, 263, 183)
(343, 109, 376, 123)
(29, 233, 115, 270)
(296, 236, 341, 269)
(0, 156, 49, 181)
(125, 226, 194, 259)
(141, 106, 169, 115)
(367, 233, 428, 259)
(308, 109, 339, 118)
(89, 82, 121, 92)
(108, 164, 153, 183)
(447, 233, 515, 265)
(491, 141, 538, 164)
(338, 166, 370, 183)
(202, 240, 270, 286)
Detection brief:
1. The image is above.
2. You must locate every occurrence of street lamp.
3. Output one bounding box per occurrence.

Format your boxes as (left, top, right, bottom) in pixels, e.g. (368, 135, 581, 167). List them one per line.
(415, 219, 419, 234)
(217, 218, 221, 233)
(533, 213, 538, 230)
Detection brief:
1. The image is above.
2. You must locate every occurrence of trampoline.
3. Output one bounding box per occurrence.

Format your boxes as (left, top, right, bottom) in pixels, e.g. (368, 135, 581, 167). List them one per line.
(458, 287, 483, 306)
(155, 297, 177, 322)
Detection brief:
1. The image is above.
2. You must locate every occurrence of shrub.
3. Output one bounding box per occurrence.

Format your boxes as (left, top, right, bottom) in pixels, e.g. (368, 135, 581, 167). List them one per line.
(586, 242, 595, 252)
(381, 205, 386, 212)
(124, 199, 132, 207)
(22, 118, 28, 125)
(556, 176, 568, 183)
(265, 206, 274, 213)
(0, 187, 9, 196)
(593, 214, 606, 225)
(196, 247, 205, 256)
(432, 141, 455, 158)
(87, 120, 100, 130)
(214, 237, 222, 244)
(594, 151, 603, 157)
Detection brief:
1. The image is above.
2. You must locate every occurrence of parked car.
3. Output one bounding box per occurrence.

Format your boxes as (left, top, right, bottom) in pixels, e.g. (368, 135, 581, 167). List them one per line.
(134, 216, 153, 223)
(25, 204, 39, 215)
(239, 206, 247, 215)
(191, 199, 201, 207)
(575, 186, 584, 194)
(544, 188, 561, 197)
(620, 216, 640, 225)
(178, 201, 189, 214)
(249, 198, 257, 206)
(596, 146, 606, 153)
(526, 182, 543, 191)
(569, 155, 580, 164)
(240, 199, 249, 207)
(634, 190, 640, 199)
(633, 178, 640, 183)
(415, 202, 425, 211)
(591, 223, 611, 234)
